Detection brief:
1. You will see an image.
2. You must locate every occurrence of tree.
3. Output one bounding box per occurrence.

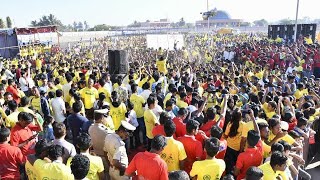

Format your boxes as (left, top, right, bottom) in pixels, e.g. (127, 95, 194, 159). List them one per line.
(66, 24, 74, 31)
(73, 21, 78, 30)
(0, 18, 5, 28)
(31, 20, 37, 27)
(128, 21, 142, 27)
(78, 22, 83, 31)
(278, 18, 295, 25)
(30, 14, 65, 31)
(6, 16, 12, 28)
(253, 19, 268, 27)
(88, 24, 118, 31)
(240, 22, 251, 27)
(178, 17, 186, 27)
(84, 21, 89, 30)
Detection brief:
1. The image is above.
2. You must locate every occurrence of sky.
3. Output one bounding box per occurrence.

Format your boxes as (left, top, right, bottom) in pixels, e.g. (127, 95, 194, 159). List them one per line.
(0, 0, 319, 27)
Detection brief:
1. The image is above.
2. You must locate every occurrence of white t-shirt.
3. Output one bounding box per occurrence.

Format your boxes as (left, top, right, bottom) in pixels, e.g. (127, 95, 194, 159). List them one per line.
(51, 97, 66, 123)
(128, 110, 138, 127)
(19, 77, 29, 92)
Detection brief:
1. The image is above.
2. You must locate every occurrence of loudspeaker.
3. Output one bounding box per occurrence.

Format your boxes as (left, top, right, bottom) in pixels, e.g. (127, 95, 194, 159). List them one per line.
(108, 50, 128, 75)
(268, 24, 317, 42)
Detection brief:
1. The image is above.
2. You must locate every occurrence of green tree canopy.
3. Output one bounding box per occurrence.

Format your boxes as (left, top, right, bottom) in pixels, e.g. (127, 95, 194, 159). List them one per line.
(0, 18, 6, 28)
(253, 19, 268, 27)
(6, 16, 12, 28)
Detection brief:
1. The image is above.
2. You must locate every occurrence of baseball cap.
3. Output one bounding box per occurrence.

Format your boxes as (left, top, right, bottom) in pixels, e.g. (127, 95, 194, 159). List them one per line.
(94, 108, 109, 114)
(280, 121, 289, 131)
(121, 121, 136, 131)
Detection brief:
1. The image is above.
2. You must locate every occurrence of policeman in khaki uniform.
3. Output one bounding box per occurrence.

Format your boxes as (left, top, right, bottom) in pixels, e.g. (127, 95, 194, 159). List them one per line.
(89, 108, 115, 180)
(103, 120, 136, 180)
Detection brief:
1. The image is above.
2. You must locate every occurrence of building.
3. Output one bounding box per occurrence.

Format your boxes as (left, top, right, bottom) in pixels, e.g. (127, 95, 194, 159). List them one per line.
(196, 10, 244, 28)
(140, 19, 172, 28)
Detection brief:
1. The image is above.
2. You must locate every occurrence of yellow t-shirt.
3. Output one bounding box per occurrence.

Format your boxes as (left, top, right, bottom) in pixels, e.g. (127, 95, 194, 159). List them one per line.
(266, 111, 276, 120)
(262, 141, 271, 158)
(225, 121, 245, 151)
(130, 93, 146, 118)
(268, 133, 295, 145)
(56, 84, 63, 90)
(255, 71, 264, 79)
(67, 153, 104, 180)
(160, 137, 187, 171)
(98, 87, 111, 104)
(102, 116, 115, 132)
(48, 87, 58, 94)
(34, 159, 73, 180)
(25, 160, 38, 180)
(81, 87, 99, 109)
(6, 111, 19, 128)
(35, 59, 42, 69)
(262, 102, 270, 114)
(259, 162, 282, 180)
(294, 89, 308, 100)
(18, 107, 34, 114)
(144, 109, 158, 139)
(109, 103, 127, 130)
(176, 99, 188, 109)
(242, 119, 268, 138)
(0, 107, 7, 122)
(30, 97, 41, 113)
(156, 60, 167, 74)
(190, 158, 226, 180)
(138, 77, 148, 88)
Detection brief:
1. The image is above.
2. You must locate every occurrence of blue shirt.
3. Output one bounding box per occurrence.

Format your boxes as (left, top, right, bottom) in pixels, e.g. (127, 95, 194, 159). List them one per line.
(43, 125, 54, 141)
(67, 113, 91, 144)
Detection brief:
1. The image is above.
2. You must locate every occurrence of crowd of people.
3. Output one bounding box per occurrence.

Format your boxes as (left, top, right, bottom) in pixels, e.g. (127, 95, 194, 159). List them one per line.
(0, 32, 320, 180)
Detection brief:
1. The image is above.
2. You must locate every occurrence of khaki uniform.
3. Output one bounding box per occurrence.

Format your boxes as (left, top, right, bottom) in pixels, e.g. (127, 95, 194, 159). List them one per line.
(103, 133, 130, 180)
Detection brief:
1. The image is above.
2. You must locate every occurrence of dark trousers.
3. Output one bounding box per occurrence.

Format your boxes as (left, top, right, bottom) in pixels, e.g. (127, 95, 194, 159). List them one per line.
(137, 117, 147, 145)
(130, 128, 140, 149)
(224, 146, 240, 176)
(85, 108, 94, 120)
(147, 138, 153, 151)
(314, 67, 320, 78)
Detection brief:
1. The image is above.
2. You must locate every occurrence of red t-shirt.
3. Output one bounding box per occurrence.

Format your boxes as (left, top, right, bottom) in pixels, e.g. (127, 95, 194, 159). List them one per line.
(172, 117, 186, 138)
(152, 125, 176, 139)
(216, 138, 227, 160)
(235, 141, 263, 180)
(6, 85, 20, 104)
(313, 52, 320, 68)
(0, 143, 25, 180)
(185, 95, 192, 105)
(10, 124, 41, 157)
(195, 130, 208, 146)
(152, 125, 166, 137)
(288, 118, 297, 131)
(200, 117, 225, 137)
(214, 79, 222, 87)
(178, 135, 203, 174)
(125, 151, 168, 180)
(93, 83, 101, 90)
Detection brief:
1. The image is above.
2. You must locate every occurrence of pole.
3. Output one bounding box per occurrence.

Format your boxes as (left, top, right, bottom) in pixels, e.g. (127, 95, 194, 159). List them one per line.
(294, 0, 300, 42)
(207, 0, 209, 31)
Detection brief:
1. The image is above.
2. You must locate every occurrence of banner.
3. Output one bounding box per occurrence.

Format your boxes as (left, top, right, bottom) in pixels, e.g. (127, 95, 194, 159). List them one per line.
(146, 34, 184, 50)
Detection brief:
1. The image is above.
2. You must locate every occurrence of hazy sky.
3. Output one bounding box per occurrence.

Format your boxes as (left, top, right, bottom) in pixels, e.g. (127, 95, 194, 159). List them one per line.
(1, 0, 319, 27)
